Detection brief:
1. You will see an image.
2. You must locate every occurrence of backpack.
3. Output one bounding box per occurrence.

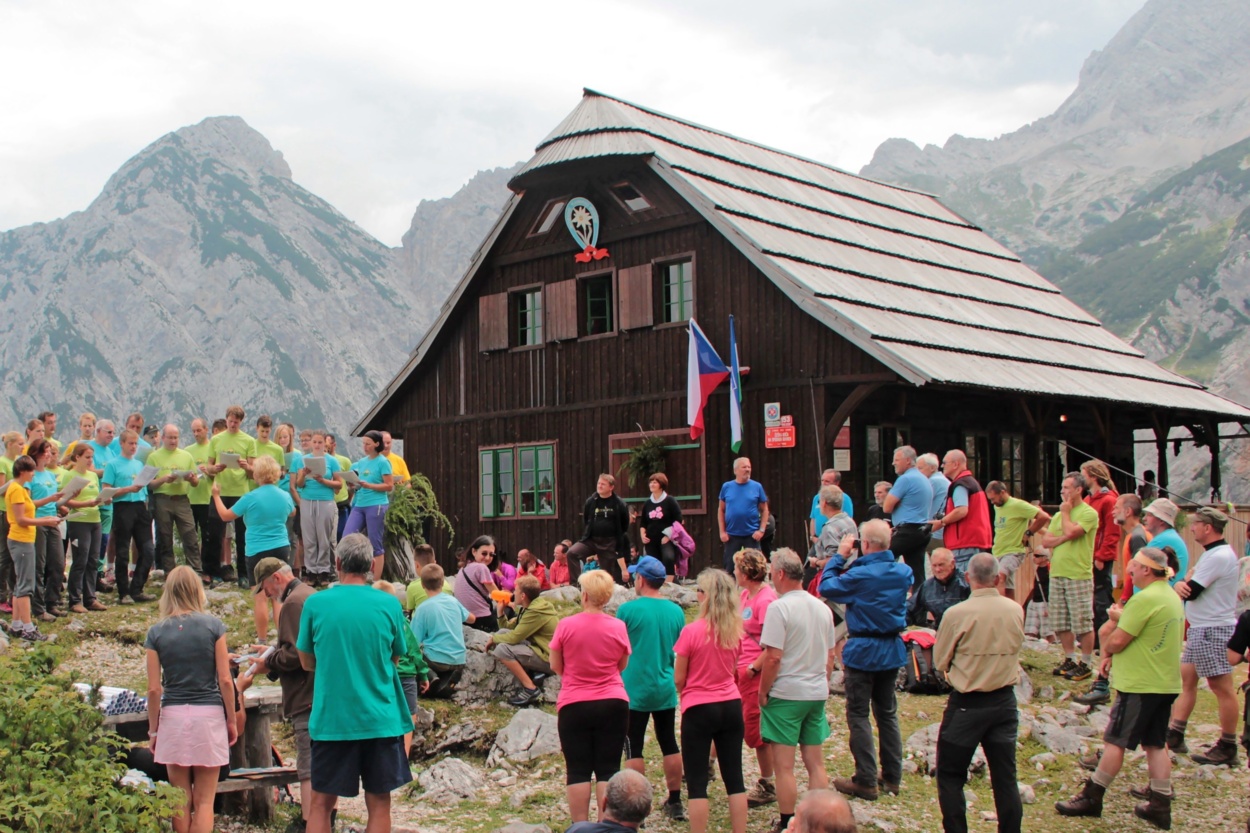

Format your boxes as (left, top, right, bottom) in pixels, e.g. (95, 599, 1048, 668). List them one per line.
(896, 630, 951, 695)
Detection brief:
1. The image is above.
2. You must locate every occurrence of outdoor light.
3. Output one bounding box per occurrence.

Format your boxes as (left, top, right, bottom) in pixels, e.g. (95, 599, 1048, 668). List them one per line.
(1059, 414, 1068, 422)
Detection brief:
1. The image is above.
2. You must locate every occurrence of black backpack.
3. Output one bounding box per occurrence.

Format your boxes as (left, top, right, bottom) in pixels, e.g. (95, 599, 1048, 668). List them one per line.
(897, 636, 951, 695)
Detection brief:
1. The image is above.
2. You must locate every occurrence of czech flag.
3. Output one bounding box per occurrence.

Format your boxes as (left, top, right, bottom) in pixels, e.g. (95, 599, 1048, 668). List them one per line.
(688, 318, 729, 440)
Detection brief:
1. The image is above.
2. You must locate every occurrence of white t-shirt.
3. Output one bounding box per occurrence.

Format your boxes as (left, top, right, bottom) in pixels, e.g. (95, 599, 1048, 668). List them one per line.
(1187, 542, 1239, 628)
(759, 589, 836, 700)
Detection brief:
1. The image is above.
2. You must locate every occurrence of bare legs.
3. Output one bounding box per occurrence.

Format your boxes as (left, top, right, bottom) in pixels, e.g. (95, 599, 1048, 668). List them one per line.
(166, 764, 221, 833)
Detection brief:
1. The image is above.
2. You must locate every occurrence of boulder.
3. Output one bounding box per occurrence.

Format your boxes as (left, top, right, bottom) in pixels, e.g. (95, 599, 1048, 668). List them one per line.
(490, 824, 552, 833)
(905, 723, 984, 775)
(658, 582, 699, 608)
(540, 586, 580, 604)
(0, 633, 7, 653)
(419, 757, 481, 804)
(1018, 783, 1037, 804)
(602, 585, 634, 616)
(451, 625, 562, 706)
(1034, 723, 1086, 756)
(487, 709, 561, 767)
(1013, 667, 1033, 704)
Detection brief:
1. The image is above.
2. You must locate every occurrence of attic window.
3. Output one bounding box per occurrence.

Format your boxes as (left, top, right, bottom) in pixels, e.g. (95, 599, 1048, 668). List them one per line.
(611, 182, 652, 213)
(529, 198, 567, 237)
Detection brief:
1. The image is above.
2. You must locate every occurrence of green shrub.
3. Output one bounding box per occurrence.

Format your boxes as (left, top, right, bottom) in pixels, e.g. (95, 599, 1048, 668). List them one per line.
(0, 647, 181, 832)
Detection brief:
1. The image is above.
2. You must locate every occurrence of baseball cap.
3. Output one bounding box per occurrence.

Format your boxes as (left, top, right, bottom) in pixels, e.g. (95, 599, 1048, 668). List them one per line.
(628, 555, 667, 581)
(1191, 506, 1229, 531)
(252, 557, 289, 593)
(1143, 498, 1179, 526)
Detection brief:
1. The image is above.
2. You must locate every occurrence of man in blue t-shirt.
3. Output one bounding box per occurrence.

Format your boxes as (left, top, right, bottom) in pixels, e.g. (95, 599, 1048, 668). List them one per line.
(718, 457, 769, 571)
(809, 469, 853, 549)
(918, 453, 950, 554)
(882, 446, 932, 591)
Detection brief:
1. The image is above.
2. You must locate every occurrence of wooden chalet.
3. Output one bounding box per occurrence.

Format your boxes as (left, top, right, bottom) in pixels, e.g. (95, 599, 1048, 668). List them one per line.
(356, 90, 1250, 571)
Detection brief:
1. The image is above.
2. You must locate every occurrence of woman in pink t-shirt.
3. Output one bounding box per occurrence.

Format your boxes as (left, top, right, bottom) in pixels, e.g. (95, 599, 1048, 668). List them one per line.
(549, 570, 631, 823)
(454, 536, 500, 631)
(675, 569, 747, 833)
(733, 548, 779, 804)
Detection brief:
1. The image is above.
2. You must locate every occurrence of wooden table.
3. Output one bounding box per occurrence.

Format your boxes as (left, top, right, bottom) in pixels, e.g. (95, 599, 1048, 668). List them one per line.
(104, 685, 294, 821)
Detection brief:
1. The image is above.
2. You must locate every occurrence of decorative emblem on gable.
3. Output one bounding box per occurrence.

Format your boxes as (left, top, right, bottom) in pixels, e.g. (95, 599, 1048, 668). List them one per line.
(564, 197, 610, 263)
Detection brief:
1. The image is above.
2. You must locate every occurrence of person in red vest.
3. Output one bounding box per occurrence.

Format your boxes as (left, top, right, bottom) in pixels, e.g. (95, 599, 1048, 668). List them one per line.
(1081, 460, 1121, 646)
(930, 450, 993, 577)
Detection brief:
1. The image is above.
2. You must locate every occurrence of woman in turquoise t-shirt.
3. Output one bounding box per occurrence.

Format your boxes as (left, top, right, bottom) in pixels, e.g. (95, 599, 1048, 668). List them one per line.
(27, 439, 66, 620)
(212, 456, 294, 642)
(275, 422, 302, 571)
(344, 430, 394, 580)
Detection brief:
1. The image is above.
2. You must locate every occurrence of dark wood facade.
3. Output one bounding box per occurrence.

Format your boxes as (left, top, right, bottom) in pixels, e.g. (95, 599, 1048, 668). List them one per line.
(365, 159, 1202, 572)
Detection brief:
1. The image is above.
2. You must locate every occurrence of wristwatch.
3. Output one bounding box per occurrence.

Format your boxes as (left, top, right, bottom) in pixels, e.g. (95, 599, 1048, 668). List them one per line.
(748, 665, 760, 676)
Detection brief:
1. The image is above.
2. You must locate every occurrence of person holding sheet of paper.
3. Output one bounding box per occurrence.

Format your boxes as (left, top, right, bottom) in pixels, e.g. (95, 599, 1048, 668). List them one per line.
(343, 431, 393, 581)
(292, 430, 342, 587)
(60, 444, 108, 613)
(104, 429, 159, 605)
(206, 406, 255, 586)
(148, 424, 204, 580)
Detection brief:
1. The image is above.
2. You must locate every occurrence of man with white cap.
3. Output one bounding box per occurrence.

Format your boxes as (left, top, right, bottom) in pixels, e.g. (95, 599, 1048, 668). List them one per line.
(1140, 498, 1188, 585)
(1166, 506, 1240, 765)
(1056, 546, 1183, 829)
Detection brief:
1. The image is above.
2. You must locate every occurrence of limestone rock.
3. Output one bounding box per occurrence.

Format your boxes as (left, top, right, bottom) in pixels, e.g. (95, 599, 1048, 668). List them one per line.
(540, 586, 581, 604)
(658, 582, 698, 608)
(602, 585, 633, 616)
(1013, 667, 1032, 704)
(419, 757, 481, 804)
(489, 824, 552, 833)
(1018, 784, 1036, 804)
(487, 709, 561, 766)
(1035, 723, 1087, 756)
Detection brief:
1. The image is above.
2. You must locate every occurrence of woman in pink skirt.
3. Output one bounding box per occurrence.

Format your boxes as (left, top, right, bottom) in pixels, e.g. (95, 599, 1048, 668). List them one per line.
(145, 566, 238, 833)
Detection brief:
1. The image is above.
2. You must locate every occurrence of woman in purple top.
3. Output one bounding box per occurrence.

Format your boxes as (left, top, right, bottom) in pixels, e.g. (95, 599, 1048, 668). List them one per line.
(455, 535, 500, 631)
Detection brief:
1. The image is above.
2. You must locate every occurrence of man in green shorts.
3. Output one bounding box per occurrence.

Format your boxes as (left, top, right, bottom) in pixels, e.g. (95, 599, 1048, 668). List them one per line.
(755, 548, 836, 831)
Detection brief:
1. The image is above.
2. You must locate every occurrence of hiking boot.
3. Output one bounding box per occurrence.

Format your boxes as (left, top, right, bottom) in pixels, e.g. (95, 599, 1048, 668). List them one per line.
(507, 687, 542, 707)
(1165, 729, 1188, 754)
(1053, 658, 1077, 676)
(220, 567, 238, 583)
(1191, 741, 1239, 767)
(1133, 788, 1173, 830)
(833, 776, 878, 801)
(662, 798, 687, 821)
(1055, 779, 1105, 817)
(1075, 678, 1111, 705)
(87, 600, 108, 611)
(19, 626, 49, 642)
(877, 777, 901, 796)
(1079, 750, 1102, 772)
(38, 612, 56, 622)
(70, 604, 89, 614)
(746, 777, 777, 807)
(1062, 661, 1093, 682)
(1129, 784, 1152, 799)
(118, 595, 135, 605)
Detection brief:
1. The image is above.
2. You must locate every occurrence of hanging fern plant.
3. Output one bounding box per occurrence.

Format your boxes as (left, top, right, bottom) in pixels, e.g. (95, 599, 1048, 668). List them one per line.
(382, 472, 455, 582)
(618, 435, 668, 488)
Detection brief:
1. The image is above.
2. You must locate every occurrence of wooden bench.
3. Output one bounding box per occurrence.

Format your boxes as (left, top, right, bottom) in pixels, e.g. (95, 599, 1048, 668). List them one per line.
(104, 685, 295, 821)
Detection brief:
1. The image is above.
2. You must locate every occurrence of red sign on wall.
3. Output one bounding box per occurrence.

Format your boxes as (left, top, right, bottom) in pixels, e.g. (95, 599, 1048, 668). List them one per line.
(765, 426, 796, 449)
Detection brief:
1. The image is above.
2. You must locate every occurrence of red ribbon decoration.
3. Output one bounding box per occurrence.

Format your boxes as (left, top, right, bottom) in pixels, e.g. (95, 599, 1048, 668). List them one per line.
(574, 244, 610, 263)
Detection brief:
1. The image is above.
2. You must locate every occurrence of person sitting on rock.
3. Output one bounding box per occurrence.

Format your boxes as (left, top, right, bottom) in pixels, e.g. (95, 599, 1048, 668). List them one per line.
(550, 539, 577, 588)
(515, 548, 551, 591)
(566, 768, 653, 833)
(486, 575, 559, 707)
(410, 563, 476, 699)
(906, 548, 970, 630)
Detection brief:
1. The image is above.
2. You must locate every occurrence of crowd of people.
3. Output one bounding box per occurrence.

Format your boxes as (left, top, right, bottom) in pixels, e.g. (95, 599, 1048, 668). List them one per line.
(7, 409, 1250, 833)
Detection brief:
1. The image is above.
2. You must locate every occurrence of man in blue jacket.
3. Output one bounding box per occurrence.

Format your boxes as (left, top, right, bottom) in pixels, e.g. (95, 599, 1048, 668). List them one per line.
(820, 518, 913, 801)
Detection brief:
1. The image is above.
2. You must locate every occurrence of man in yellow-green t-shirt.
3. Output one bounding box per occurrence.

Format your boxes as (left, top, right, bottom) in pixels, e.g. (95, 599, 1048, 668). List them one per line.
(987, 481, 1051, 602)
(207, 405, 255, 584)
(184, 418, 223, 583)
(1038, 472, 1099, 682)
(248, 415, 286, 491)
(147, 424, 203, 577)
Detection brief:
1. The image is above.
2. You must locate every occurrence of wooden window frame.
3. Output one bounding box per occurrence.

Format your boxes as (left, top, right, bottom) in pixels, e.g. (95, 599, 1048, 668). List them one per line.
(655, 252, 696, 328)
(608, 429, 708, 515)
(608, 180, 654, 214)
(517, 443, 557, 517)
(479, 441, 559, 521)
(528, 196, 570, 238)
(510, 283, 545, 351)
(480, 445, 516, 519)
(578, 267, 617, 341)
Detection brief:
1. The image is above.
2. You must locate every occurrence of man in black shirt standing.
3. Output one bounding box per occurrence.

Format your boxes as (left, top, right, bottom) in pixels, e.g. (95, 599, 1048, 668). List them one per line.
(568, 474, 631, 584)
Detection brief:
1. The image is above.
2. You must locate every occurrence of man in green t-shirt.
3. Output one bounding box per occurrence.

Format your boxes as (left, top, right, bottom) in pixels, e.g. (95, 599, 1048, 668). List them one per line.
(987, 481, 1051, 603)
(616, 555, 688, 821)
(207, 405, 256, 585)
(1056, 546, 1183, 828)
(248, 415, 286, 490)
(147, 424, 203, 577)
(184, 418, 223, 583)
(1038, 472, 1099, 682)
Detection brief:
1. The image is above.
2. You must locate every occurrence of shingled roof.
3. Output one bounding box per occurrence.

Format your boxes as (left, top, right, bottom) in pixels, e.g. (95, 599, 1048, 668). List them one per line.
(356, 90, 1250, 432)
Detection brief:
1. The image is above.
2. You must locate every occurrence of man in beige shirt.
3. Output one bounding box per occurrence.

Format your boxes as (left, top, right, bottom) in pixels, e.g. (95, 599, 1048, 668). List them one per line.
(934, 552, 1025, 833)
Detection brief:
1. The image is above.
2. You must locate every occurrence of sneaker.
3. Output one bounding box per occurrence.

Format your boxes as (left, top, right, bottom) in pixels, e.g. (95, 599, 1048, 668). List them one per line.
(507, 687, 543, 707)
(1075, 679, 1111, 705)
(1191, 741, 1239, 767)
(0, 601, 12, 613)
(132, 593, 156, 603)
(746, 777, 777, 807)
(833, 776, 878, 801)
(19, 626, 49, 642)
(1063, 662, 1093, 682)
(662, 799, 687, 821)
(1053, 658, 1078, 676)
(1165, 729, 1188, 754)
(118, 595, 135, 606)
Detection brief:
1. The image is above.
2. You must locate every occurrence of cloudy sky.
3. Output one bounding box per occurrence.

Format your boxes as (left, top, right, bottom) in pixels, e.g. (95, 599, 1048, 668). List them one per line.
(1, 0, 1145, 245)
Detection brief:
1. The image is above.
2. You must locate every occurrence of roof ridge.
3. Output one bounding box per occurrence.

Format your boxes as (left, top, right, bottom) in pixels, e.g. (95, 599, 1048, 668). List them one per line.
(581, 88, 946, 203)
